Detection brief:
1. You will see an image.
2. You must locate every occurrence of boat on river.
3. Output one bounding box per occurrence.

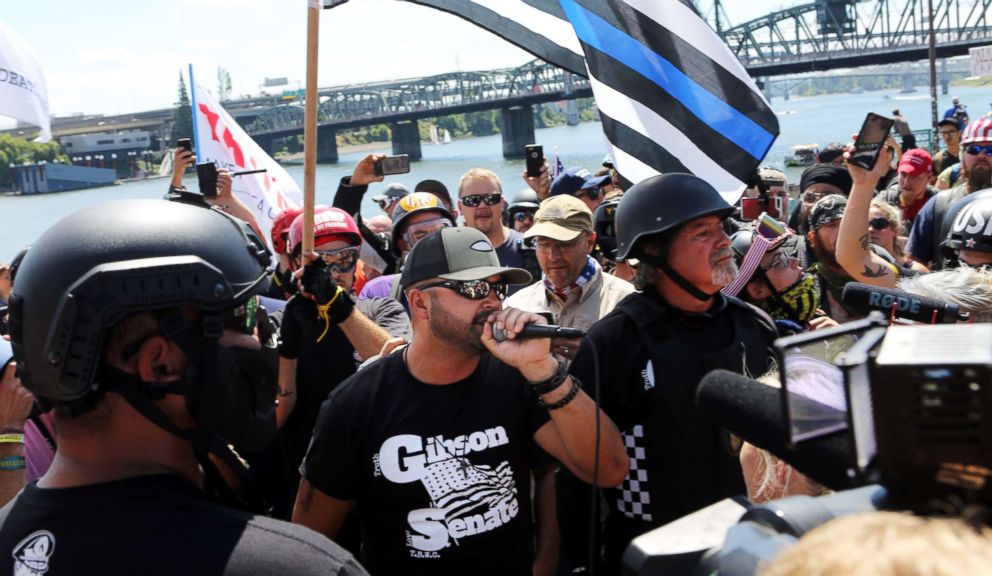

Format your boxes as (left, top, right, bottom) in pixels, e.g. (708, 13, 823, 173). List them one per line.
(784, 144, 819, 167)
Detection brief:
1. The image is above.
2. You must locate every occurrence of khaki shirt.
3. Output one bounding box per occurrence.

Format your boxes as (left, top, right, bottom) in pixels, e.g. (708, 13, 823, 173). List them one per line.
(505, 266, 636, 332)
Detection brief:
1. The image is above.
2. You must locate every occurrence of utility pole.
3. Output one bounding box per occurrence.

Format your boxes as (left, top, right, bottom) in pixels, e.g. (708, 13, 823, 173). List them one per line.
(927, 0, 938, 153)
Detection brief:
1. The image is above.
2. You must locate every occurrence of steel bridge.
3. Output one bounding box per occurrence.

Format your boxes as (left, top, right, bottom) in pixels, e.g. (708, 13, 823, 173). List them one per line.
(719, 0, 992, 76)
(239, 59, 590, 160)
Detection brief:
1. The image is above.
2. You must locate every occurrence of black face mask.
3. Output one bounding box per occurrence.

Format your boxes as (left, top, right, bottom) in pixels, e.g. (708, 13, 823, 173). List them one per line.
(185, 338, 279, 454)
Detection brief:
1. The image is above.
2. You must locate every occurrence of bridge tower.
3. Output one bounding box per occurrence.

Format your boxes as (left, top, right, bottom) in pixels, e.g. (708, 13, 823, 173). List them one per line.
(500, 106, 536, 159)
(391, 120, 422, 160)
(317, 125, 338, 164)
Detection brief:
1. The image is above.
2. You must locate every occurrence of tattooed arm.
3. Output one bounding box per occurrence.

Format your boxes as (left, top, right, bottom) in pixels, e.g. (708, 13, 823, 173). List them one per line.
(836, 148, 901, 288)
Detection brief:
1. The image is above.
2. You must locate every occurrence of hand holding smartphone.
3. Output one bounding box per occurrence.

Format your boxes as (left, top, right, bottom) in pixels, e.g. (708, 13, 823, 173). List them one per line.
(374, 155, 411, 176)
(849, 113, 895, 171)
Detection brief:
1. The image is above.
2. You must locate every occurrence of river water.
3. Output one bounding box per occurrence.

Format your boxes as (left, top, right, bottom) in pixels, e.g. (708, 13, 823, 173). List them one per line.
(1, 85, 989, 262)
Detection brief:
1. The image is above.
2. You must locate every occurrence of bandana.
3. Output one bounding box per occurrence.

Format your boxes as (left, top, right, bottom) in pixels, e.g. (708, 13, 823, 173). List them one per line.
(755, 273, 820, 323)
(808, 195, 848, 231)
(544, 255, 597, 301)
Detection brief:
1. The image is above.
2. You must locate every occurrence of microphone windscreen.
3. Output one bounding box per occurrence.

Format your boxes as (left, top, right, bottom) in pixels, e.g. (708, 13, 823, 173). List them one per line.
(841, 282, 959, 324)
(697, 370, 858, 491)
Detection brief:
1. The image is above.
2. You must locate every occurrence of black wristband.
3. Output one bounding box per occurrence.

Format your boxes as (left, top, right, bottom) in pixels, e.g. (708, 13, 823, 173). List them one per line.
(528, 359, 568, 395)
(541, 376, 582, 410)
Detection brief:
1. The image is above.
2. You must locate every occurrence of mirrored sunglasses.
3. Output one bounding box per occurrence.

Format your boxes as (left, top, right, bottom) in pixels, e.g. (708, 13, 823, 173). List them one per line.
(315, 246, 360, 273)
(459, 193, 502, 207)
(966, 144, 992, 157)
(513, 211, 535, 223)
(420, 279, 508, 300)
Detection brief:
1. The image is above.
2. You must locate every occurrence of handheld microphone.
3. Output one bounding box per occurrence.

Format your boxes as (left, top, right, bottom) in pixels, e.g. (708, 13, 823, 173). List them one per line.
(491, 322, 585, 342)
(696, 370, 858, 491)
(841, 282, 963, 324)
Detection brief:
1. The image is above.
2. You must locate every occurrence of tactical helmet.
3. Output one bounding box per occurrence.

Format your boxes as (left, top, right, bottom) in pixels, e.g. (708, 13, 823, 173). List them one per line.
(390, 192, 455, 255)
(8, 199, 272, 404)
(270, 207, 303, 255)
(507, 189, 540, 221)
(287, 206, 362, 256)
(942, 188, 992, 258)
(593, 198, 621, 258)
(615, 173, 734, 260)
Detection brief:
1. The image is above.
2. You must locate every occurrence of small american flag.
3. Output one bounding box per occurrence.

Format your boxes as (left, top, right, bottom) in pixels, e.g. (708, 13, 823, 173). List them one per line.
(550, 151, 565, 180)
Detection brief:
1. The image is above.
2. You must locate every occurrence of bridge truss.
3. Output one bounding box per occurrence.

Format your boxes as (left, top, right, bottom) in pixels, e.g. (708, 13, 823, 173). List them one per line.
(247, 60, 588, 135)
(723, 0, 992, 75)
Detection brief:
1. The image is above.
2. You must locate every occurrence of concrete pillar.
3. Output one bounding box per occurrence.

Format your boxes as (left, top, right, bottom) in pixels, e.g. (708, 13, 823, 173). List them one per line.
(317, 126, 338, 164)
(940, 59, 949, 96)
(254, 135, 276, 157)
(500, 106, 535, 160)
(390, 120, 422, 160)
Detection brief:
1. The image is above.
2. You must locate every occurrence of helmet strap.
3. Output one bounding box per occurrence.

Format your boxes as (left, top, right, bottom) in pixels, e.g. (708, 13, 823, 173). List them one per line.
(639, 243, 716, 302)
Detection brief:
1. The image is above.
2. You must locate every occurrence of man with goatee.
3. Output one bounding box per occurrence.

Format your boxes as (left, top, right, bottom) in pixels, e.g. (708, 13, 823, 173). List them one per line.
(557, 174, 779, 574)
(909, 116, 992, 270)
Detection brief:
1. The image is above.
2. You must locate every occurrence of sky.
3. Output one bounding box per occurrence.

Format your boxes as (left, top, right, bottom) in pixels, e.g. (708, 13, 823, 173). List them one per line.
(2, 0, 791, 123)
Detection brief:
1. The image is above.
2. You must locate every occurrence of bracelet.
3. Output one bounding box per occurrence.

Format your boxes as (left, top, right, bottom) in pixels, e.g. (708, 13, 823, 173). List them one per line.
(540, 376, 582, 411)
(0, 456, 25, 471)
(0, 434, 24, 444)
(528, 359, 568, 395)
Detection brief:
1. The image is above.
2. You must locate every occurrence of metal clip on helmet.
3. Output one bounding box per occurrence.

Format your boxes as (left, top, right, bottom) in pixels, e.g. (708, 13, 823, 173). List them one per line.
(8, 199, 273, 405)
(942, 188, 992, 262)
(615, 173, 734, 300)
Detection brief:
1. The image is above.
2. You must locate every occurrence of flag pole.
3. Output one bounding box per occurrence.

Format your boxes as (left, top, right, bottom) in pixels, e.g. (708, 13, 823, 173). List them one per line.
(302, 0, 321, 256)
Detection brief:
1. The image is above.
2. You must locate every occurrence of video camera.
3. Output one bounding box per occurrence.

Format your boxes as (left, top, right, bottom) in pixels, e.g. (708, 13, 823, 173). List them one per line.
(624, 313, 992, 575)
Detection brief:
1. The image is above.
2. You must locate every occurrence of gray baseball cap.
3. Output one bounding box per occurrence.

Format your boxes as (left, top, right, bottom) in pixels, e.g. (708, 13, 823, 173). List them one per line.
(400, 227, 531, 289)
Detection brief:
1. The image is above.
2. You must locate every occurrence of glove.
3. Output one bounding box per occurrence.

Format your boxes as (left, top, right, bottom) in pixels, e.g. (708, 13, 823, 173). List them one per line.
(301, 259, 355, 326)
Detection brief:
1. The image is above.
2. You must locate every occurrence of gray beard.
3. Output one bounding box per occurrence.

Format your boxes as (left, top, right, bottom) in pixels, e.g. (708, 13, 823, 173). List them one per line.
(710, 255, 738, 287)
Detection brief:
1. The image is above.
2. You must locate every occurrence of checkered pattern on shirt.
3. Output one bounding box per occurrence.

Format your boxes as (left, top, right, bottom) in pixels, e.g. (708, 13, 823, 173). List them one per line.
(615, 424, 651, 522)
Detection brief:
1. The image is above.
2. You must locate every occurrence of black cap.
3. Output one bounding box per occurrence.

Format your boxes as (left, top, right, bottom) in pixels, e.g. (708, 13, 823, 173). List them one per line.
(400, 227, 531, 290)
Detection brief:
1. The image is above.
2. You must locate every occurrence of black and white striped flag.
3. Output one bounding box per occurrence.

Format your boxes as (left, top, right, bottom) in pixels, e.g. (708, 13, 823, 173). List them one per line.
(403, 0, 586, 76)
(397, 0, 778, 200)
(560, 0, 778, 199)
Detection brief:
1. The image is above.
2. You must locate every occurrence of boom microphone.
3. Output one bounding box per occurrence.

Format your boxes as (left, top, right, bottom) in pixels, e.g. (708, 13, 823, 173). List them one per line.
(491, 322, 585, 342)
(841, 282, 964, 324)
(696, 370, 858, 491)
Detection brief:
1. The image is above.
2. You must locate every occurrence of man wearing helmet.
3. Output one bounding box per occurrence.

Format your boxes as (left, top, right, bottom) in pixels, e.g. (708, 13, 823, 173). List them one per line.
(278, 207, 410, 519)
(507, 189, 540, 234)
(908, 116, 992, 270)
(358, 192, 457, 306)
(941, 190, 992, 270)
(560, 174, 778, 573)
(0, 199, 366, 575)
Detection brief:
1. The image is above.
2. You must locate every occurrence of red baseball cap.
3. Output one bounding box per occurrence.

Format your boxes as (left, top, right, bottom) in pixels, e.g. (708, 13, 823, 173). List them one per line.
(897, 148, 932, 177)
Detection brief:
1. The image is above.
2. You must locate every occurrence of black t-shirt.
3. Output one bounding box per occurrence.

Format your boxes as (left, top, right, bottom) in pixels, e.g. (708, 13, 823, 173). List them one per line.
(279, 294, 411, 471)
(0, 474, 367, 576)
(302, 352, 550, 576)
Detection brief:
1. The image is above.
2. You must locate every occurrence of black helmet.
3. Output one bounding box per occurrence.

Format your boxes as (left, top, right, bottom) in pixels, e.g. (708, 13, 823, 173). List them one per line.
(509, 188, 539, 211)
(9, 199, 272, 404)
(615, 173, 734, 260)
(942, 188, 992, 258)
(593, 198, 621, 257)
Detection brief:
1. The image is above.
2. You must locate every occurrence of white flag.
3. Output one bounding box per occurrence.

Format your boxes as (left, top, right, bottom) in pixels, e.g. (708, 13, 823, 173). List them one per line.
(0, 20, 51, 142)
(191, 74, 302, 241)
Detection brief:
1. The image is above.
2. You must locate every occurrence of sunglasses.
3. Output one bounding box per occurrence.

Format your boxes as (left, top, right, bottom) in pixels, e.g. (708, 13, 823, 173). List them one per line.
(965, 144, 992, 157)
(403, 218, 451, 246)
(314, 246, 360, 273)
(513, 212, 535, 223)
(375, 198, 399, 211)
(574, 187, 603, 201)
(868, 217, 892, 231)
(459, 192, 502, 208)
(420, 279, 508, 301)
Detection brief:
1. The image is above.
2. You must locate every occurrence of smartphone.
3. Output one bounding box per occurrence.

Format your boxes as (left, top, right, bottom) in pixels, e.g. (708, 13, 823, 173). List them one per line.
(197, 162, 218, 197)
(849, 113, 894, 171)
(525, 144, 543, 178)
(374, 155, 410, 176)
(742, 198, 785, 221)
(177, 138, 192, 154)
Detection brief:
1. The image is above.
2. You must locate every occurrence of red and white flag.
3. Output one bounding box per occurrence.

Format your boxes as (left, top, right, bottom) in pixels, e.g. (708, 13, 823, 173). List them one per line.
(191, 70, 301, 241)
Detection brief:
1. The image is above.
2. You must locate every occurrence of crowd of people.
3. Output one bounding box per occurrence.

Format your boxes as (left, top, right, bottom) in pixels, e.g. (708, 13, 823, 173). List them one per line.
(0, 108, 991, 575)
